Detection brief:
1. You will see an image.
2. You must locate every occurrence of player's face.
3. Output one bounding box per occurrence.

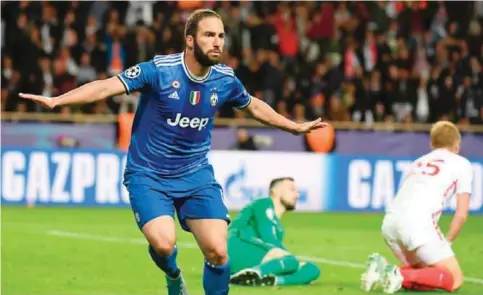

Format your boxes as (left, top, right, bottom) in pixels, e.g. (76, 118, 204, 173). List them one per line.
(280, 180, 299, 211)
(194, 17, 225, 67)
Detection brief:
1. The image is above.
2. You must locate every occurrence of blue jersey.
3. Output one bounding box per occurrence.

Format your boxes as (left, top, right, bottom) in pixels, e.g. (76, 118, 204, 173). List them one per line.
(117, 53, 251, 177)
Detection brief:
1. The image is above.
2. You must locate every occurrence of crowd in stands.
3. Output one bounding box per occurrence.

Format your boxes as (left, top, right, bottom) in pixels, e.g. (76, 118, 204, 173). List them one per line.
(2, 1, 483, 125)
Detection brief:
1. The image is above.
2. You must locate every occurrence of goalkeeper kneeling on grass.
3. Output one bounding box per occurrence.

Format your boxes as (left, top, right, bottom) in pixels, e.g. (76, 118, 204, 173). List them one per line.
(228, 177, 321, 286)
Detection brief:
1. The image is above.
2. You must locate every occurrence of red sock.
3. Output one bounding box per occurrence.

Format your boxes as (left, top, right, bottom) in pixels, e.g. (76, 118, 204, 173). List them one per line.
(399, 265, 415, 288)
(400, 267, 454, 292)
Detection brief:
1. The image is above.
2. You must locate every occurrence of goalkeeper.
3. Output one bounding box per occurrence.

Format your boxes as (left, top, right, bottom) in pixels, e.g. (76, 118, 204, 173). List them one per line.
(228, 177, 321, 286)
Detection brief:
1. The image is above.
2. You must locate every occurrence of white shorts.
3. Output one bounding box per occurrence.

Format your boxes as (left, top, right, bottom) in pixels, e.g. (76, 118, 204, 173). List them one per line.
(381, 214, 454, 266)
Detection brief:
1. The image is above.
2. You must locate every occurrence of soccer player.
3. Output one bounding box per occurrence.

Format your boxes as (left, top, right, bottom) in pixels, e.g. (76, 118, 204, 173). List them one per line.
(19, 9, 327, 295)
(360, 121, 473, 294)
(228, 177, 321, 287)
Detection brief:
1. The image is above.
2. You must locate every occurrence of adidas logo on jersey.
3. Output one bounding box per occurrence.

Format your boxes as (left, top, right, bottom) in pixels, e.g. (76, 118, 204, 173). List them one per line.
(167, 113, 209, 131)
(168, 91, 179, 99)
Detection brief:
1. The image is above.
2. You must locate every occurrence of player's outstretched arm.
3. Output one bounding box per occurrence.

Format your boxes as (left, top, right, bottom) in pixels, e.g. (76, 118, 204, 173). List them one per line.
(446, 193, 470, 243)
(244, 96, 328, 135)
(19, 77, 126, 110)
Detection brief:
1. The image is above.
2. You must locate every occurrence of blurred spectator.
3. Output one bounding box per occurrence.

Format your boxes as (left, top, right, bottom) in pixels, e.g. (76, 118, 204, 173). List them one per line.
(232, 128, 273, 150)
(232, 128, 258, 151)
(57, 134, 80, 148)
(76, 52, 97, 85)
(1, 1, 482, 126)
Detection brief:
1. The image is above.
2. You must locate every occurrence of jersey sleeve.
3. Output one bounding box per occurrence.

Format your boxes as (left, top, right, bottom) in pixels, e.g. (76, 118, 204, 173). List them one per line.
(456, 159, 473, 195)
(252, 202, 285, 249)
(117, 60, 158, 94)
(228, 76, 251, 109)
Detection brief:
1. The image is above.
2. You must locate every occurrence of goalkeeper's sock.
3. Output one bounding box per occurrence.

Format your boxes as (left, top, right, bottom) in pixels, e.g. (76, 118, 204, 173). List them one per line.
(275, 262, 321, 286)
(253, 255, 299, 276)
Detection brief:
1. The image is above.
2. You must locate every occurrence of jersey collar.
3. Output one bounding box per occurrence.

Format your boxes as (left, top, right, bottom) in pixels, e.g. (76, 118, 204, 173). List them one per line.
(181, 52, 212, 83)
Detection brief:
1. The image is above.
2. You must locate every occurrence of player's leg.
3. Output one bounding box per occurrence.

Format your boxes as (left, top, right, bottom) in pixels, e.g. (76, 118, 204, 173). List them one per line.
(431, 257, 463, 291)
(361, 219, 401, 292)
(255, 248, 321, 286)
(228, 236, 276, 275)
(273, 261, 321, 286)
(126, 182, 187, 294)
(186, 219, 229, 295)
(142, 216, 179, 277)
(394, 242, 462, 293)
(257, 248, 300, 276)
(361, 215, 411, 292)
(177, 183, 231, 295)
(362, 235, 430, 293)
(229, 240, 320, 286)
(262, 247, 290, 262)
(228, 238, 298, 286)
(379, 223, 460, 293)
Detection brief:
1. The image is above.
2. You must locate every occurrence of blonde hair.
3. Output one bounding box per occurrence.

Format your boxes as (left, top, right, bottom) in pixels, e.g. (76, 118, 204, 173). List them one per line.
(430, 121, 461, 149)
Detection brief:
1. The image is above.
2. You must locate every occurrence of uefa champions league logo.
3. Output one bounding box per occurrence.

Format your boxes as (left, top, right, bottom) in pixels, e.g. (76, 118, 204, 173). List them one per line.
(125, 65, 141, 79)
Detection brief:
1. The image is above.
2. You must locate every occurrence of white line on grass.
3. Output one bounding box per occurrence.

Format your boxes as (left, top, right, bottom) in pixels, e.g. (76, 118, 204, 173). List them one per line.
(46, 230, 198, 248)
(46, 230, 483, 285)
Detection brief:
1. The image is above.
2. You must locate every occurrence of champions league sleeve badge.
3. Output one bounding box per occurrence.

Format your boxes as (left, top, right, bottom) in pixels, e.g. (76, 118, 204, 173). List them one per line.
(124, 65, 141, 79)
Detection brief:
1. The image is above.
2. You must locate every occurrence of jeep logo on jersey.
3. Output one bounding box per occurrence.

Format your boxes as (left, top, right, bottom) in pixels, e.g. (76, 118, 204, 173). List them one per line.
(167, 113, 209, 131)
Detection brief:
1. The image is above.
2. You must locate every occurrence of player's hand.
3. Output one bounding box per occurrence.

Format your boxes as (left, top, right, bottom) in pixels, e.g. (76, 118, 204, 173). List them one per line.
(292, 118, 329, 135)
(19, 93, 57, 109)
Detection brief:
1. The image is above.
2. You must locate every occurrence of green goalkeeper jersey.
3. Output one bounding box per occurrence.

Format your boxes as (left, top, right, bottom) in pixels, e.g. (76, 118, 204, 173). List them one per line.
(228, 197, 286, 249)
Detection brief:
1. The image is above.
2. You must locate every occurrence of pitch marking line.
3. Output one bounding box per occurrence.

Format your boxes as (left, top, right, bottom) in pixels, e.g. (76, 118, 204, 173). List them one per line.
(46, 230, 483, 285)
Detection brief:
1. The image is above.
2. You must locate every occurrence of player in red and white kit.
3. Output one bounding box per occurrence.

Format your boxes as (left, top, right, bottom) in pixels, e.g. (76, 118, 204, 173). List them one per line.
(361, 121, 473, 293)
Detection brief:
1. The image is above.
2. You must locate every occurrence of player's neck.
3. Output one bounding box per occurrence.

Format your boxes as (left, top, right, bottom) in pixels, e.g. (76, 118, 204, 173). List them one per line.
(272, 200, 286, 219)
(183, 51, 211, 77)
(432, 147, 457, 154)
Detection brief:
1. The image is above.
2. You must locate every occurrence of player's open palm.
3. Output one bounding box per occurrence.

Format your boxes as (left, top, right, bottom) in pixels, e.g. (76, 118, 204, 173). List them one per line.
(19, 93, 56, 110)
(294, 118, 329, 135)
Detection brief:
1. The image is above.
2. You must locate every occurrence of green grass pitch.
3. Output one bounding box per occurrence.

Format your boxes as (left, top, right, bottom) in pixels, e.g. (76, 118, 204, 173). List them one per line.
(2, 206, 483, 295)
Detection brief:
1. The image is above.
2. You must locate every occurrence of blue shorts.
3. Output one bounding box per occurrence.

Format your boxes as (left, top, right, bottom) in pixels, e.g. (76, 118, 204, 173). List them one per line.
(123, 165, 230, 232)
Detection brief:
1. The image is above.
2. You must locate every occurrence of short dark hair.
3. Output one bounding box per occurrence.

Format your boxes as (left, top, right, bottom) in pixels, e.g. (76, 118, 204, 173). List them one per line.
(269, 177, 294, 193)
(184, 9, 222, 39)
